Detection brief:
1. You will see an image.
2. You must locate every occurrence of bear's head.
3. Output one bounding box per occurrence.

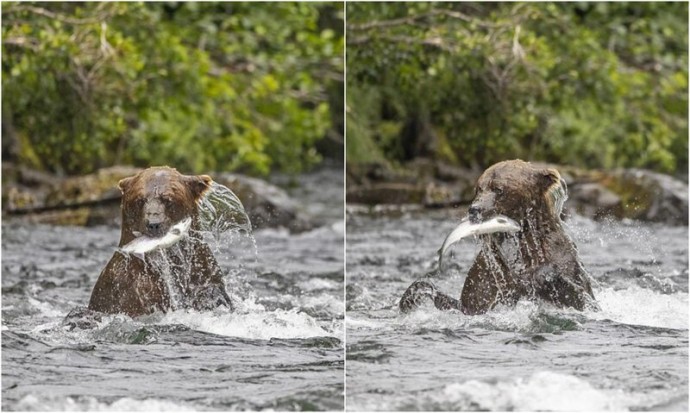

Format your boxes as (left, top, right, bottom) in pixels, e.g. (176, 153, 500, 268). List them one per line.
(117, 167, 212, 242)
(468, 160, 567, 225)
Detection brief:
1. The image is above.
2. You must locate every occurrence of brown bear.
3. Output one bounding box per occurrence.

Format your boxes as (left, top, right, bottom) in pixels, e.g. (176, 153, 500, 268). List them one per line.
(399, 159, 597, 314)
(88, 166, 233, 317)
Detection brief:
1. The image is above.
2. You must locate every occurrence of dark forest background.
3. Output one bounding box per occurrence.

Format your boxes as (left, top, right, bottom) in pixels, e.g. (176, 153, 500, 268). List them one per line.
(346, 2, 688, 176)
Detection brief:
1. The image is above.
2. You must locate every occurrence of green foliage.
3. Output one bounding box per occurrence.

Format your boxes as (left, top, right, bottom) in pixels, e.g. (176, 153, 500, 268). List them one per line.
(2, 2, 343, 175)
(346, 2, 688, 174)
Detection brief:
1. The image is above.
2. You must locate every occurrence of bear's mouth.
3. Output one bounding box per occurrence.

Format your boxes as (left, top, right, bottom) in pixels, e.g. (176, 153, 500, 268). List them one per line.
(468, 209, 522, 228)
(469, 210, 499, 225)
(140, 223, 171, 238)
(438, 214, 521, 269)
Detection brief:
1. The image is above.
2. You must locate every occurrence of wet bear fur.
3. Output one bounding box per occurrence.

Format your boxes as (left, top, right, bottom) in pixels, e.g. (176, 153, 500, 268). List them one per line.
(400, 159, 597, 314)
(88, 166, 232, 317)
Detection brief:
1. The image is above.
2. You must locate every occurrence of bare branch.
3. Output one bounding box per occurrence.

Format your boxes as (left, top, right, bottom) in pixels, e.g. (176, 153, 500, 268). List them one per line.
(347, 13, 430, 31)
(3, 5, 104, 25)
(347, 9, 505, 32)
(348, 34, 455, 52)
(3, 37, 40, 50)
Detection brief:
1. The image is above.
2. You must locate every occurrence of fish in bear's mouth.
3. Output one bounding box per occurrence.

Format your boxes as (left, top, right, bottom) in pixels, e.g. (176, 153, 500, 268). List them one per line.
(437, 215, 521, 269)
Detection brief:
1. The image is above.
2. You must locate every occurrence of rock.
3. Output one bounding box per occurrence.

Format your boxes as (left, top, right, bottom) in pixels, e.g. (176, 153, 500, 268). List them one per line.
(423, 182, 471, 208)
(347, 159, 688, 225)
(608, 169, 688, 225)
(3, 164, 316, 231)
(346, 162, 395, 187)
(4, 185, 42, 212)
(346, 183, 425, 205)
(346, 159, 477, 207)
(514, 162, 687, 225)
(4, 166, 141, 226)
(423, 182, 455, 207)
(44, 166, 140, 208)
(346, 161, 419, 188)
(568, 182, 623, 220)
(433, 162, 479, 184)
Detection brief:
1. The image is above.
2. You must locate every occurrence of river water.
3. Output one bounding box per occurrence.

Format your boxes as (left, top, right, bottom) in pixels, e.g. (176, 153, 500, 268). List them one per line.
(346, 206, 688, 411)
(1, 166, 344, 411)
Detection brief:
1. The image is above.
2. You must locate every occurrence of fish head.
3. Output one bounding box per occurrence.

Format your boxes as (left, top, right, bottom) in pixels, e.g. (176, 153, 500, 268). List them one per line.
(170, 217, 192, 237)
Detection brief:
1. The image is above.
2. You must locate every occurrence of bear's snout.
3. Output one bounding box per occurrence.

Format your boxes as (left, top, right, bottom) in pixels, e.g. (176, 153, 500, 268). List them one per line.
(468, 205, 483, 224)
(146, 221, 164, 235)
(468, 190, 497, 223)
(143, 199, 169, 237)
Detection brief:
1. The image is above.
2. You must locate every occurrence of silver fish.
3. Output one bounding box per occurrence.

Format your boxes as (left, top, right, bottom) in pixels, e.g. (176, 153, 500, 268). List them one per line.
(120, 217, 192, 261)
(437, 215, 520, 268)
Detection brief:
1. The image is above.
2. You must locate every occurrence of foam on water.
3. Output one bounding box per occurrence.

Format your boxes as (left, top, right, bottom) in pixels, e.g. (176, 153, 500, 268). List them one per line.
(26, 297, 65, 318)
(345, 316, 384, 330)
(297, 278, 341, 291)
(352, 284, 689, 335)
(348, 370, 686, 412)
(437, 371, 627, 411)
(298, 293, 345, 316)
(20, 296, 338, 345)
(436, 371, 689, 412)
(158, 299, 336, 340)
(350, 300, 583, 335)
(589, 286, 689, 330)
(16, 394, 194, 412)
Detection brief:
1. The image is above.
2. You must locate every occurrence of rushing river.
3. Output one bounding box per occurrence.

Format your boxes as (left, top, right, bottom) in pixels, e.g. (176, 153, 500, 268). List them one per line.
(346, 206, 688, 411)
(1, 166, 344, 411)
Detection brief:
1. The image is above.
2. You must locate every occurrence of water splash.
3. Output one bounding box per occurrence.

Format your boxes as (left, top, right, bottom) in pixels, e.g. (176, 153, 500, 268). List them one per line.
(145, 246, 188, 310)
(157, 305, 337, 341)
(437, 371, 628, 411)
(196, 181, 258, 269)
(393, 300, 585, 334)
(15, 394, 194, 411)
(589, 286, 689, 330)
(197, 181, 252, 235)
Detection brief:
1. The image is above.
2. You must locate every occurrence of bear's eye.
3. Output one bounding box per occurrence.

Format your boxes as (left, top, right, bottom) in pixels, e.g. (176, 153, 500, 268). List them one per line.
(493, 187, 504, 196)
(133, 197, 146, 209)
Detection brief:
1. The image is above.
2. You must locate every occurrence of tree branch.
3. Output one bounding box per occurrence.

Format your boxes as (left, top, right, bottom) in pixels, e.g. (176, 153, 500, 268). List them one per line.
(347, 34, 455, 52)
(3, 37, 40, 51)
(347, 9, 505, 32)
(2, 5, 106, 25)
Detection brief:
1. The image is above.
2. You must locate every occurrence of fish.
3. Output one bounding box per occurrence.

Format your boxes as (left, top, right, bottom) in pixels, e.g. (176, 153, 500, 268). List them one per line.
(120, 217, 192, 261)
(437, 215, 521, 269)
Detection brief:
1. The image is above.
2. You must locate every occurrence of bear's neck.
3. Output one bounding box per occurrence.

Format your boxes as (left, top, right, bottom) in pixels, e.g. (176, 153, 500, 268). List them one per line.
(491, 213, 568, 270)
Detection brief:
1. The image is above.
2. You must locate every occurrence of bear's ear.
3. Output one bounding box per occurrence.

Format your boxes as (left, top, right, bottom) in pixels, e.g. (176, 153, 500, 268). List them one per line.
(540, 168, 560, 188)
(541, 168, 567, 214)
(186, 174, 213, 200)
(118, 177, 134, 194)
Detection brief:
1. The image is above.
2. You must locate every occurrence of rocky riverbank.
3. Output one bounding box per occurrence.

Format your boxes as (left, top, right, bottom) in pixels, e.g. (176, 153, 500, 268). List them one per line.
(3, 160, 686, 227)
(2, 163, 317, 232)
(346, 158, 688, 225)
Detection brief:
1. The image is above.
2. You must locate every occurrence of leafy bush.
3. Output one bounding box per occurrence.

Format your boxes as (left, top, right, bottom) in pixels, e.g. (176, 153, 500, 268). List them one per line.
(347, 3, 687, 174)
(2, 2, 343, 175)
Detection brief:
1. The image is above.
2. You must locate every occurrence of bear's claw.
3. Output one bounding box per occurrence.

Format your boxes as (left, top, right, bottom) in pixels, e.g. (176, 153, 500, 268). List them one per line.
(399, 280, 438, 313)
